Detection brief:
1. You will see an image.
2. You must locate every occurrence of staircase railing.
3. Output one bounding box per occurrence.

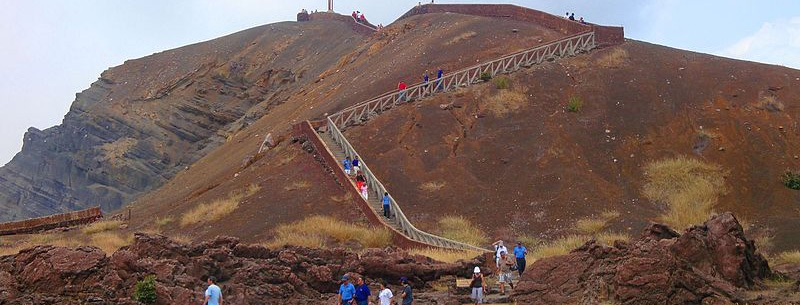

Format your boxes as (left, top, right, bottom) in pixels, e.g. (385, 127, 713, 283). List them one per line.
(321, 30, 599, 252)
(326, 117, 489, 252)
(329, 31, 596, 130)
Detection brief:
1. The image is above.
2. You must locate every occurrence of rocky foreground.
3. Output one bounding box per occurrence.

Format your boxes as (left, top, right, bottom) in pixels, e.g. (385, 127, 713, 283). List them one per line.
(1, 213, 798, 304)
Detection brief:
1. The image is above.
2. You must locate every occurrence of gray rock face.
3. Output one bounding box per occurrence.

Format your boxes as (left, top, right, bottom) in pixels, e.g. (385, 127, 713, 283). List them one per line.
(0, 20, 362, 221)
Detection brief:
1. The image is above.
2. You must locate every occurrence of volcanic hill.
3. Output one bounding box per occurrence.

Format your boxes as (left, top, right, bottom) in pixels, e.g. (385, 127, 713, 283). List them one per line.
(1, 5, 799, 254)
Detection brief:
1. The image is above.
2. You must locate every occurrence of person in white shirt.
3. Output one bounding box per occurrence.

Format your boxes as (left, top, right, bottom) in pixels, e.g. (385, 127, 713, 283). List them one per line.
(492, 240, 508, 269)
(377, 280, 393, 305)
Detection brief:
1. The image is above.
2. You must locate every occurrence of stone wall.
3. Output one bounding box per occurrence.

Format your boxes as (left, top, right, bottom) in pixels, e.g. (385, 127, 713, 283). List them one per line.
(0, 206, 102, 235)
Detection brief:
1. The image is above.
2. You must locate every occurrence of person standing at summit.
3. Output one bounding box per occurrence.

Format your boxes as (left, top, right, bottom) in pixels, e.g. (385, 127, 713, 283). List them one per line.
(203, 276, 223, 305)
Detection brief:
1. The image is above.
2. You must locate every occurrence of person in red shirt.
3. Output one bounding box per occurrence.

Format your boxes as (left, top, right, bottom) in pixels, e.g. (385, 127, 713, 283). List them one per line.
(352, 11, 358, 21)
(397, 81, 407, 102)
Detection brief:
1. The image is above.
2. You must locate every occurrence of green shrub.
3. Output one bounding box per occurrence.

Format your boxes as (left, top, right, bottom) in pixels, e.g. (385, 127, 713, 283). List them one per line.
(567, 96, 583, 112)
(132, 275, 157, 304)
(783, 171, 800, 190)
(480, 72, 492, 82)
(494, 76, 509, 89)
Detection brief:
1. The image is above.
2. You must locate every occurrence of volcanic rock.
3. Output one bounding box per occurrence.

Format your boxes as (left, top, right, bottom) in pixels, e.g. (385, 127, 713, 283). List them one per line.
(512, 212, 772, 304)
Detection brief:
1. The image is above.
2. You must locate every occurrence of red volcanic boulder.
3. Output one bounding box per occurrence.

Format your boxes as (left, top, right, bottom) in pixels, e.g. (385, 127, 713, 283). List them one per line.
(513, 212, 772, 305)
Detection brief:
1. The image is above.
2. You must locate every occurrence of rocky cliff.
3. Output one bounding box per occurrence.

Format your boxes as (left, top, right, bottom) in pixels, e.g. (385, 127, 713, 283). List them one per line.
(0, 20, 364, 221)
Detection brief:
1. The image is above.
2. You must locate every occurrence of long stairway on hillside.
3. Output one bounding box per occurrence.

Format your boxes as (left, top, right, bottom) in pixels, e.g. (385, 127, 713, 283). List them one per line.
(308, 27, 602, 252)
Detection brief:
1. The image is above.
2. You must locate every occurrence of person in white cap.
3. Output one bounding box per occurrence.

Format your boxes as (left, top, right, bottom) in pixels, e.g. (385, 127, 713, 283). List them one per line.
(491, 240, 508, 269)
(469, 266, 486, 304)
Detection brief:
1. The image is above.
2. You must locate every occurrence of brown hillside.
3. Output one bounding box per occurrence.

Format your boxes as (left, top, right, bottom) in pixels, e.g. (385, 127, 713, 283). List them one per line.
(346, 40, 800, 250)
(118, 12, 567, 242)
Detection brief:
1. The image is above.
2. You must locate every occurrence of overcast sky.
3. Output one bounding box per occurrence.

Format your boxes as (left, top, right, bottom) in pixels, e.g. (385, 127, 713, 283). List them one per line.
(1, 0, 799, 166)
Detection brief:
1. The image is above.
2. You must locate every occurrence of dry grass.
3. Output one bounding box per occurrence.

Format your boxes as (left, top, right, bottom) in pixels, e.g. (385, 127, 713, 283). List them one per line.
(180, 192, 243, 227)
(755, 95, 785, 112)
(82, 220, 123, 235)
(409, 248, 482, 263)
(643, 156, 727, 229)
(169, 234, 192, 244)
(245, 183, 261, 196)
(515, 234, 542, 248)
(531, 235, 588, 259)
(264, 215, 391, 249)
(575, 210, 620, 235)
(596, 232, 630, 246)
(484, 89, 527, 117)
(419, 181, 446, 192)
(154, 216, 173, 228)
(594, 48, 630, 69)
(777, 251, 800, 265)
(445, 31, 477, 45)
(284, 180, 312, 191)
(91, 232, 133, 254)
(436, 216, 488, 247)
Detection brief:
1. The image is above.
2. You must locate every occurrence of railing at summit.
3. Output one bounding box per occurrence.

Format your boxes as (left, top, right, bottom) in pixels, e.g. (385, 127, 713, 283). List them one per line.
(329, 31, 596, 130)
(322, 30, 598, 252)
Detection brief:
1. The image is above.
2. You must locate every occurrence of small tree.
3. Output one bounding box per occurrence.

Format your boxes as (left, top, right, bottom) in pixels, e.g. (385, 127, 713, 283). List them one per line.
(132, 275, 157, 304)
(480, 72, 492, 82)
(567, 96, 583, 112)
(783, 171, 800, 190)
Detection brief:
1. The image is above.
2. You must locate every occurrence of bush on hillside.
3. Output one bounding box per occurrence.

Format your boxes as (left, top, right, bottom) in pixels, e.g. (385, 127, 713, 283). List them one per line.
(480, 72, 492, 82)
(782, 171, 800, 190)
(132, 275, 157, 304)
(494, 76, 510, 89)
(567, 96, 583, 112)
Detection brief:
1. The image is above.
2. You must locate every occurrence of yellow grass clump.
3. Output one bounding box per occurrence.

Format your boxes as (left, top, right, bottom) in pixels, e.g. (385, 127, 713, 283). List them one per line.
(531, 235, 588, 259)
(445, 31, 477, 45)
(284, 181, 312, 191)
(409, 248, 482, 263)
(595, 232, 630, 246)
(643, 156, 727, 229)
(484, 89, 527, 117)
(90, 232, 133, 254)
(575, 210, 621, 235)
(436, 216, 488, 247)
(419, 181, 446, 192)
(82, 220, 123, 235)
(265, 215, 391, 249)
(154, 216, 173, 228)
(777, 251, 800, 265)
(180, 192, 243, 227)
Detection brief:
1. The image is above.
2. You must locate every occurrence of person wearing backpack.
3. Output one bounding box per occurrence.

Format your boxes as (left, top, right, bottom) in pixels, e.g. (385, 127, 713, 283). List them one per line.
(469, 267, 486, 304)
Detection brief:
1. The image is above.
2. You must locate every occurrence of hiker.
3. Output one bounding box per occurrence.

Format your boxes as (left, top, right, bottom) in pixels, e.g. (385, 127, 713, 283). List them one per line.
(339, 274, 356, 305)
(360, 13, 366, 23)
(203, 276, 223, 305)
(397, 81, 408, 102)
(498, 252, 515, 294)
(356, 173, 366, 190)
(423, 70, 430, 90)
(470, 267, 486, 304)
(343, 156, 352, 175)
(354, 276, 371, 305)
(352, 156, 361, 173)
(360, 182, 369, 200)
(377, 280, 394, 305)
(436, 68, 444, 90)
(569, 13, 575, 21)
(400, 277, 414, 305)
(352, 11, 358, 20)
(382, 192, 391, 218)
(513, 241, 528, 276)
(579, 17, 586, 24)
(492, 240, 508, 269)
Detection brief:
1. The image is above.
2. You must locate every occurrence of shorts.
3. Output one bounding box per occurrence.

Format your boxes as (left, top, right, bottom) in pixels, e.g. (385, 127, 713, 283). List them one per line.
(471, 287, 484, 303)
(499, 272, 513, 283)
(353, 166, 360, 173)
(345, 169, 351, 175)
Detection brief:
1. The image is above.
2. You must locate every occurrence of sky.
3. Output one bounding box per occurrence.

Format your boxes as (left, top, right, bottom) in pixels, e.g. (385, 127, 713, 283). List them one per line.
(1, 0, 799, 166)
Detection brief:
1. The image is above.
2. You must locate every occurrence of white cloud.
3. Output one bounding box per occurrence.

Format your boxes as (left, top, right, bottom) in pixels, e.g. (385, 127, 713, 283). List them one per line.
(723, 16, 800, 69)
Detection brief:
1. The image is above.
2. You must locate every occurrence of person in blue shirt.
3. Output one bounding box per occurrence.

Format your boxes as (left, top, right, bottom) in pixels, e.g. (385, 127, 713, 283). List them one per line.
(352, 156, 361, 174)
(203, 276, 223, 305)
(382, 192, 391, 218)
(343, 156, 352, 175)
(339, 274, 356, 305)
(354, 276, 371, 305)
(436, 68, 444, 91)
(513, 241, 528, 276)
